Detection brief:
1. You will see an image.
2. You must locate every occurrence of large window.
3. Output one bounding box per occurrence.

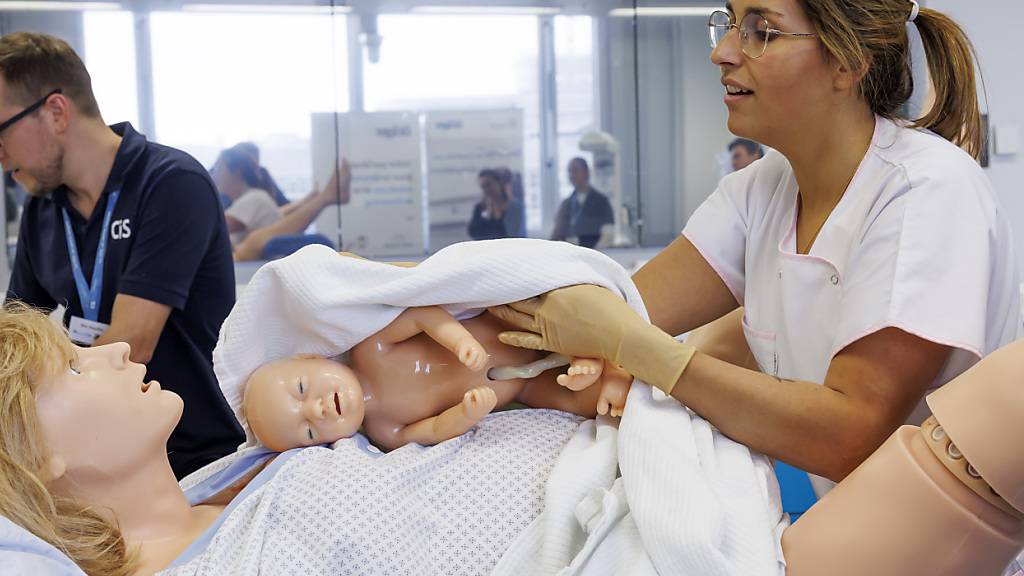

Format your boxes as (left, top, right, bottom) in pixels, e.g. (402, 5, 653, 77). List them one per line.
(554, 15, 596, 201)
(83, 11, 139, 127)
(149, 11, 348, 199)
(363, 14, 542, 232)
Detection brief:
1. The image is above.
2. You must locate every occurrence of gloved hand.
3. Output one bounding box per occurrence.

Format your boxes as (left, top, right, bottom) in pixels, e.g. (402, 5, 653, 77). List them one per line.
(487, 284, 695, 395)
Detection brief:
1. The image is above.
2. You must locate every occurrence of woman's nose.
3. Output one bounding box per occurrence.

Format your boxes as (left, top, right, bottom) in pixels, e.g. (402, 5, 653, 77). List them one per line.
(711, 26, 743, 67)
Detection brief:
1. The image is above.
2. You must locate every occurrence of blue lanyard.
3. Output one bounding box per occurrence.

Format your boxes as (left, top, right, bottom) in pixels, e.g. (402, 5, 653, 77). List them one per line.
(62, 190, 120, 322)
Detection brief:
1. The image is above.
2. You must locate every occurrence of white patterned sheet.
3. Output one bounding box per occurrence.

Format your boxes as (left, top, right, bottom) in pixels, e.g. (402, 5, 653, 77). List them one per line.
(159, 409, 581, 576)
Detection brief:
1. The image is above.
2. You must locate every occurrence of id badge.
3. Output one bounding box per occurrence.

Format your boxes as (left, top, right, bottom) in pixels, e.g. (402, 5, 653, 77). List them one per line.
(69, 316, 110, 346)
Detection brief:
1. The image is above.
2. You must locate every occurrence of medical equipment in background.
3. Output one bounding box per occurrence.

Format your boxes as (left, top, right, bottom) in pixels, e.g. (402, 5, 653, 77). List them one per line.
(578, 131, 631, 246)
(360, 12, 382, 64)
(782, 339, 1024, 576)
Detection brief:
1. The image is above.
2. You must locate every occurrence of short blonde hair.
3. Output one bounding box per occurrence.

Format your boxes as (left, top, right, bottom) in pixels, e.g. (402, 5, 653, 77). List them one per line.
(0, 302, 135, 575)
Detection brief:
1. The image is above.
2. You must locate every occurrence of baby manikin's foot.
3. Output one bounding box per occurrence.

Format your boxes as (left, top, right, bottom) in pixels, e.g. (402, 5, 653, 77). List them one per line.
(557, 358, 604, 391)
(597, 363, 632, 418)
(462, 386, 498, 421)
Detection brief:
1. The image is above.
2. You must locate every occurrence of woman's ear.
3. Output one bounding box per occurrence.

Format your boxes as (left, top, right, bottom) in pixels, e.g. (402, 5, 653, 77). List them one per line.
(832, 56, 868, 93)
(45, 456, 67, 482)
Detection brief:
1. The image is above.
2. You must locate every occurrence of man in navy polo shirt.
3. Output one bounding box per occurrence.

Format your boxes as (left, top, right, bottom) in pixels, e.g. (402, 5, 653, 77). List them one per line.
(0, 32, 242, 478)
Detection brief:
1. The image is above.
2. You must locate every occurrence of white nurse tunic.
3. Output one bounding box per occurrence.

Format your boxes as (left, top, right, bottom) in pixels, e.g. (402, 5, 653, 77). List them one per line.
(684, 116, 1020, 407)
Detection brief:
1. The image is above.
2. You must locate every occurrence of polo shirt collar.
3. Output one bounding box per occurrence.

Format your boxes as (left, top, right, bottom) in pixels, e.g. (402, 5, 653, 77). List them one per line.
(50, 122, 147, 210)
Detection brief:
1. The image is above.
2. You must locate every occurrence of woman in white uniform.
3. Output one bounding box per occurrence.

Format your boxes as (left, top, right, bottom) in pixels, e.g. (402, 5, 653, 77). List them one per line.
(492, 0, 1019, 483)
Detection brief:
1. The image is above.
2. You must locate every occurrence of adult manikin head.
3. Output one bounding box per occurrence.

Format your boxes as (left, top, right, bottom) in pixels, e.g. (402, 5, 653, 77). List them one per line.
(243, 356, 367, 452)
(0, 303, 183, 575)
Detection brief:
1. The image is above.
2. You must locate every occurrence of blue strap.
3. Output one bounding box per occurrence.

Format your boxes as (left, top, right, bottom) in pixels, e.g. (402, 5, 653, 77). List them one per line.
(168, 447, 305, 569)
(61, 191, 120, 322)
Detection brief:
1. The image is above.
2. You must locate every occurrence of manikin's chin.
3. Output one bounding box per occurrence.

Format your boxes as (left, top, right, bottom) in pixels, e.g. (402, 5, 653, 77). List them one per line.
(156, 390, 186, 442)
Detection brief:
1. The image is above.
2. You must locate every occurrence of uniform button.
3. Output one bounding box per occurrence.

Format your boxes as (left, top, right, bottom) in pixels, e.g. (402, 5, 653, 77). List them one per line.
(930, 425, 947, 442)
(829, 274, 839, 285)
(947, 442, 963, 460)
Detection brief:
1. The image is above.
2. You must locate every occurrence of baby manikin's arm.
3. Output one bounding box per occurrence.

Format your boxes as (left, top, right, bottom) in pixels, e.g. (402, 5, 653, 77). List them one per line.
(395, 387, 498, 447)
(373, 307, 487, 369)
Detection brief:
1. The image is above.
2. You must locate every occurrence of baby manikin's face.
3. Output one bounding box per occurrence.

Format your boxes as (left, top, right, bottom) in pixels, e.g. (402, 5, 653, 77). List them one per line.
(244, 357, 366, 451)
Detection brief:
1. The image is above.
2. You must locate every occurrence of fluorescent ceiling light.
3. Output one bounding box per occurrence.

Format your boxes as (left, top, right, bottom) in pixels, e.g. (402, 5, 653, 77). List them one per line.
(183, 3, 351, 14)
(0, 1, 120, 10)
(411, 6, 561, 15)
(609, 6, 720, 17)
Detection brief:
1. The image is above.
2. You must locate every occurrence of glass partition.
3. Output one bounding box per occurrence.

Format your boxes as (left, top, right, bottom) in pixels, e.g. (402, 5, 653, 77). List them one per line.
(2, 1, 735, 269)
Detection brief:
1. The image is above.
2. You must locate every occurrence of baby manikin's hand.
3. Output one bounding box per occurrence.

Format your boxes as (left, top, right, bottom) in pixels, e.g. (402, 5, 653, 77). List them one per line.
(557, 358, 603, 391)
(456, 337, 489, 371)
(462, 386, 498, 421)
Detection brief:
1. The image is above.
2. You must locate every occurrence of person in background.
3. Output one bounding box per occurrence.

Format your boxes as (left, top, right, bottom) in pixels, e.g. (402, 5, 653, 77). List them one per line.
(232, 141, 289, 206)
(729, 137, 764, 171)
(0, 31, 242, 478)
(210, 146, 351, 261)
(551, 157, 614, 249)
(467, 168, 525, 240)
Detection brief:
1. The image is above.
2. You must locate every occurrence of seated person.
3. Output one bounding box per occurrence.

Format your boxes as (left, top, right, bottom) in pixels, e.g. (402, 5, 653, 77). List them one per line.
(551, 158, 614, 249)
(467, 168, 526, 240)
(231, 141, 289, 206)
(244, 305, 631, 452)
(210, 147, 351, 261)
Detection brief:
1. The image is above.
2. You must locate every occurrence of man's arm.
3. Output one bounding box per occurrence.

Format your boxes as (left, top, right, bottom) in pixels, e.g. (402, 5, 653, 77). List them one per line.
(93, 294, 170, 363)
(114, 171, 230, 362)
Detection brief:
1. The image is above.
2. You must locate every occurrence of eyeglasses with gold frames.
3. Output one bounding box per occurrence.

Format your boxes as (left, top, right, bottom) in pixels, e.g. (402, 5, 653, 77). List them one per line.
(708, 10, 816, 59)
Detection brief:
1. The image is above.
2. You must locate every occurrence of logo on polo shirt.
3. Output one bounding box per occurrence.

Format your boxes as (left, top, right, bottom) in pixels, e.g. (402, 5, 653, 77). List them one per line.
(111, 219, 132, 240)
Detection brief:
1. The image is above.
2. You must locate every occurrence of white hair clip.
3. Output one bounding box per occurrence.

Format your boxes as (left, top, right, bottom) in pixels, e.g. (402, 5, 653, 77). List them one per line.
(908, 0, 920, 22)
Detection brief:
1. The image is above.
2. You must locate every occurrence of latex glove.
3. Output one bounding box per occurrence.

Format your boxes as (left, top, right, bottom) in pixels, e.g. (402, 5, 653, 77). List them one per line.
(487, 284, 695, 395)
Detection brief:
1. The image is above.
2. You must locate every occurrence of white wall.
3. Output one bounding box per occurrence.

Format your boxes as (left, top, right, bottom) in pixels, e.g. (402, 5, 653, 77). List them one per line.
(927, 0, 1024, 270)
(678, 16, 733, 229)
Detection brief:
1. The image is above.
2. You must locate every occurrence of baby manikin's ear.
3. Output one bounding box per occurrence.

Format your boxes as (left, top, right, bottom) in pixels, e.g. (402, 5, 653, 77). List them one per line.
(45, 456, 67, 482)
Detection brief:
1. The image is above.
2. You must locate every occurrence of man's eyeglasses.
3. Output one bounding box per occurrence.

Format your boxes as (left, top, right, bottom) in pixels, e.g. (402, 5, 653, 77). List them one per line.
(708, 10, 816, 59)
(0, 88, 62, 136)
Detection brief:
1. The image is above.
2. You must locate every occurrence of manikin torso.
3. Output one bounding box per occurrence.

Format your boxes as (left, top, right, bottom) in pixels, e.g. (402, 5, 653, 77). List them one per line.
(350, 313, 619, 449)
(352, 314, 543, 427)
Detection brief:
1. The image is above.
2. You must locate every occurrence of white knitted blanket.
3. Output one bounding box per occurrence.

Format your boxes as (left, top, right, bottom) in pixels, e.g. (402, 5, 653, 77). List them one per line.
(212, 238, 786, 575)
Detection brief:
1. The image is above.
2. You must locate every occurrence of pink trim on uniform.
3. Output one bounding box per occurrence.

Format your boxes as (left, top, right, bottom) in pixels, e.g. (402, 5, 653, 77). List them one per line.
(741, 316, 776, 341)
(777, 202, 842, 273)
(829, 320, 985, 361)
(682, 230, 745, 306)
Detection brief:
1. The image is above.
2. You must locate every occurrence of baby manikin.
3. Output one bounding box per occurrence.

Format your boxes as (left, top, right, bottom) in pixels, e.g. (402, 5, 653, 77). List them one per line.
(242, 305, 631, 452)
